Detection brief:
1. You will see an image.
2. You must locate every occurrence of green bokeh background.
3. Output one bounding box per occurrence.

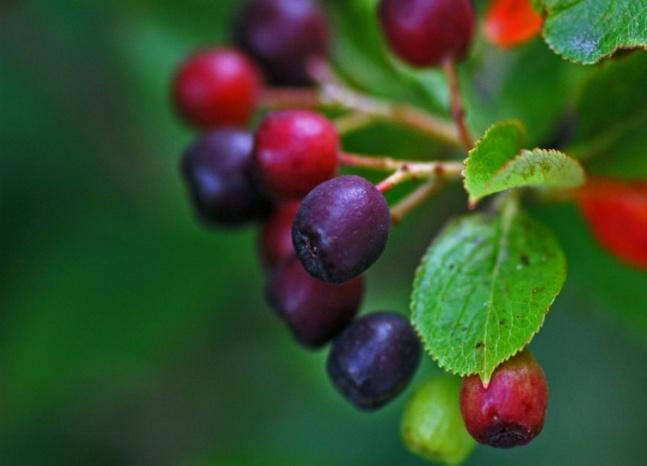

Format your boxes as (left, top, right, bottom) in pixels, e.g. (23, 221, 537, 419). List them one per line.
(1, 1, 645, 465)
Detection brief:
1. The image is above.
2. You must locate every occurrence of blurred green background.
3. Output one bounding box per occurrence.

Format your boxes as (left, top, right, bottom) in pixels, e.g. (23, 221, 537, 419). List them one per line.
(1, 1, 645, 465)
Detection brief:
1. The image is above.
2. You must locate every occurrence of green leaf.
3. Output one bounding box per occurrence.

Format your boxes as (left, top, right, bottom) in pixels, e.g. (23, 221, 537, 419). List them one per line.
(464, 121, 585, 205)
(411, 200, 567, 383)
(536, 0, 647, 64)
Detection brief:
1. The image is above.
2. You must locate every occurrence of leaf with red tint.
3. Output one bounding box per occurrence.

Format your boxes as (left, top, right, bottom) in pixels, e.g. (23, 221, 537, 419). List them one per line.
(577, 179, 647, 269)
(484, 0, 543, 49)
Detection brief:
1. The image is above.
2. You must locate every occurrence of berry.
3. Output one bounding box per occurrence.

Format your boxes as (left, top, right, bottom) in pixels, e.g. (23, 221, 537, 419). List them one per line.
(327, 312, 421, 410)
(173, 48, 261, 128)
(378, 0, 475, 67)
(180, 129, 272, 226)
(460, 351, 548, 448)
(267, 257, 364, 348)
(577, 178, 647, 269)
(259, 201, 300, 268)
(293, 175, 391, 284)
(254, 110, 339, 199)
(484, 0, 543, 49)
(235, 0, 330, 86)
(401, 376, 476, 465)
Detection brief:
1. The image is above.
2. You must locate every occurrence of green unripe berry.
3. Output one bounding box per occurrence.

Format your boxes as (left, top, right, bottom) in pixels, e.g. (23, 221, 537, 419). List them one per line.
(401, 376, 476, 465)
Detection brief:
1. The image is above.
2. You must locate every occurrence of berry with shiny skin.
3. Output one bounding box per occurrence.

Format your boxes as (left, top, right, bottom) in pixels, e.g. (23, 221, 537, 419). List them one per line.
(173, 48, 261, 128)
(267, 257, 364, 348)
(181, 129, 272, 226)
(401, 376, 476, 465)
(235, 0, 330, 85)
(259, 201, 300, 268)
(460, 351, 548, 448)
(577, 178, 647, 269)
(484, 0, 543, 49)
(327, 312, 421, 410)
(293, 175, 391, 284)
(378, 0, 475, 67)
(254, 110, 339, 199)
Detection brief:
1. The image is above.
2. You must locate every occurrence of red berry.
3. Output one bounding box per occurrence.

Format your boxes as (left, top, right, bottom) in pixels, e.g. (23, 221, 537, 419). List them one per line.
(259, 201, 300, 268)
(378, 0, 475, 68)
(267, 256, 364, 348)
(577, 178, 647, 269)
(460, 351, 548, 448)
(484, 0, 543, 49)
(254, 110, 339, 199)
(235, 0, 330, 86)
(173, 48, 261, 129)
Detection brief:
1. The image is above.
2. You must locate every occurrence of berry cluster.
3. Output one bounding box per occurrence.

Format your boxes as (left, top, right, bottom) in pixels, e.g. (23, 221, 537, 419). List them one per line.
(171, 0, 553, 462)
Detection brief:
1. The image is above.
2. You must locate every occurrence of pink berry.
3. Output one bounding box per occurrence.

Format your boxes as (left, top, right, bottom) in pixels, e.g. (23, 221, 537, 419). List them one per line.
(254, 110, 339, 199)
(173, 48, 261, 128)
(460, 351, 548, 448)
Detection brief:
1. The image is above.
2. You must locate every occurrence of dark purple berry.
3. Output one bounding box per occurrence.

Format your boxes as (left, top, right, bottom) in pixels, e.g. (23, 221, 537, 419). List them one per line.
(327, 312, 421, 410)
(378, 0, 475, 68)
(235, 0, 330, 86)
(267, 256, 364, 348)
(181, 129, 272, 226)
(293, 175, 391, 284)
(460, 351, 548, 448)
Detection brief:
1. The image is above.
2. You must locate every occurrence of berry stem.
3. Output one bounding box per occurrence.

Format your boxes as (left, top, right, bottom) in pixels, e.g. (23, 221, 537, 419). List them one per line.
(334, 112, 376, 135)
(390, 180, 443, 224)
(322, 84, 461, 146)
(340, 152, 463, 176)
(442, 59, 474, 151)
(309, 60, 461, 146)
(258, 87, 321, 109)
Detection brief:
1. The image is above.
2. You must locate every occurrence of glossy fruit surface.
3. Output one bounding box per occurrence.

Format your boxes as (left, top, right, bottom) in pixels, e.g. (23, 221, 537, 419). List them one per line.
(181, 129, 272, 226)
(259, 201, 300, 268)
(484, 0, 543, 49)
(267, 257, 364, 348)
(401, 376, 476, 465)
(327, 312, 421, 410)
(293, 175, 391, 284)
(378, 0, 475, 67)
(173, 48, 261, 128)
(235, 0, 330, 85)
(460, 351, 548, 448)
(577, 178, 647, 269)
(254, 110, 339, 199)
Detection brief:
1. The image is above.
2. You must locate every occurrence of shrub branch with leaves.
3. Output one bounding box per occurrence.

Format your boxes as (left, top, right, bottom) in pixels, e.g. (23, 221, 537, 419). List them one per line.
(171, 0, 647, 463)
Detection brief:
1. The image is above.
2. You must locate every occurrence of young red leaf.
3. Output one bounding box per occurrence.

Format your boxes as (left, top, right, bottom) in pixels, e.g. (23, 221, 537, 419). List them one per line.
(484, 0, 543, 49)
(577, 178, 647, 269)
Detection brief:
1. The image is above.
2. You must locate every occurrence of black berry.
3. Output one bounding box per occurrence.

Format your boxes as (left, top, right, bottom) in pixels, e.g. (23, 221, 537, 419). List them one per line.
(234, 0, 330, 86)
(327, 312, 422, 410)
(378, 0, 475, 68)
(181, 129, 272, 226)
(293, 175, 391, 284)
(267, 256, 364, 348)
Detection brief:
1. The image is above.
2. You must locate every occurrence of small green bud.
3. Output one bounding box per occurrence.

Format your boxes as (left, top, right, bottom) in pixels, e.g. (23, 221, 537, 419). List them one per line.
(401, 375, 476, 465)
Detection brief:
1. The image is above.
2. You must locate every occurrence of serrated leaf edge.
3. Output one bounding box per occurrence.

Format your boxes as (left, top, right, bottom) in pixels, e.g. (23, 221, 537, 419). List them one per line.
(409, 210, 567, 383)
(463, 120, 527, 205)
(541, 7, 647, 65)
(481, 148, 585, 198)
